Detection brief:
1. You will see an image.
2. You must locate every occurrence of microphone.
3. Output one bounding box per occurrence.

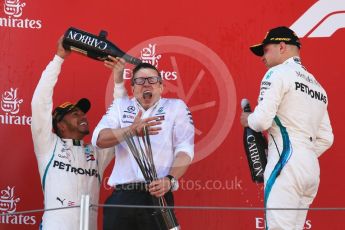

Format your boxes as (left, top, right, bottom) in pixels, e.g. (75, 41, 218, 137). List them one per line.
(241, 98, 267, 183)
(241, 98, 251, 113)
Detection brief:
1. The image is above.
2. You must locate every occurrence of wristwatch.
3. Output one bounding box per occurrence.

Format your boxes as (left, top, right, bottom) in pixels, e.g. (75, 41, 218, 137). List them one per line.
(166, 175, 179, 192)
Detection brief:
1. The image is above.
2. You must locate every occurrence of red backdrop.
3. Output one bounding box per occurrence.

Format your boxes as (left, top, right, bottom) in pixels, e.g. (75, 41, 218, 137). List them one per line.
(1, 0, 344, 229)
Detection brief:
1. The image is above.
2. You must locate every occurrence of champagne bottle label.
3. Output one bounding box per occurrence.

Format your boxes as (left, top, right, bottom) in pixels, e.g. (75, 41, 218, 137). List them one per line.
(241, 98, 268, 183)
(62, 27, 142, 65)
(243, 128, 267, 183)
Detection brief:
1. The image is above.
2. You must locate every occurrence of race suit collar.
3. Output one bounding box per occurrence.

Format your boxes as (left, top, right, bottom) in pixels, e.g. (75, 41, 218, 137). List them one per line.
(283, 56, 302, 66)
(61, 138, 84, 146)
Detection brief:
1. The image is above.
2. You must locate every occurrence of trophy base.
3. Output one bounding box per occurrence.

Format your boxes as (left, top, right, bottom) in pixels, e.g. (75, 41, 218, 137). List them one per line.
(152, 208, 180, 230)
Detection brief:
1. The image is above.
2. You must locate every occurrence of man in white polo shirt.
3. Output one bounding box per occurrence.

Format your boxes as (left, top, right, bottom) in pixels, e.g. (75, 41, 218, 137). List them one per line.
(92, 62, 195, 230)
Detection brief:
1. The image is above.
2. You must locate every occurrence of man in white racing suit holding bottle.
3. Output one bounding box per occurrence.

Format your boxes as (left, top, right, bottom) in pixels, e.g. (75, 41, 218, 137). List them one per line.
(240, 26, 334, 229)
(31, 36, 127, 230)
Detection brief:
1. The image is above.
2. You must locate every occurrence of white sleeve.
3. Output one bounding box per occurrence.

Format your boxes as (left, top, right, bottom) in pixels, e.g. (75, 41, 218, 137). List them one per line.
(113, 82, 128, 99)
(96, 147, 115, 176)
(91, 99, 121, 147)
(248, 68, 289, 132)
(31, 55, 63, 155)
(314, 111, 334, 157)
(172, 100, 195, 159)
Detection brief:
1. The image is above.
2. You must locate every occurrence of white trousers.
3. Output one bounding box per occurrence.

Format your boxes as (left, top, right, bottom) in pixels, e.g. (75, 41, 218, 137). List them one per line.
(264, 144, 320, 230)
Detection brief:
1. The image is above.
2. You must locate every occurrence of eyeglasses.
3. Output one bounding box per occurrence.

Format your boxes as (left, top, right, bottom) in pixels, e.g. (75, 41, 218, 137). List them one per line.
(133, 76, 161, 85)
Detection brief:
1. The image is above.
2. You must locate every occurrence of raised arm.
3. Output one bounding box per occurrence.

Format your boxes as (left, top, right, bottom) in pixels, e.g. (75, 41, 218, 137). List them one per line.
(31, 36, 70, 155)
(104, 56, 128, 99)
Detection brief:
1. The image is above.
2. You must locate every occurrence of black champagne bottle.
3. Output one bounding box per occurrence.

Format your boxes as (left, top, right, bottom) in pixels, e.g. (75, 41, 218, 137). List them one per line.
(241, 98, 268, 183)
(62, 27, 142, 65)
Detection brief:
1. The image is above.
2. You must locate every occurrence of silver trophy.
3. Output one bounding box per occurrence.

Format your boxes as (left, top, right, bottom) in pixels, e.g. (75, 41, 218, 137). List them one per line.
(124, 127, 180, 230)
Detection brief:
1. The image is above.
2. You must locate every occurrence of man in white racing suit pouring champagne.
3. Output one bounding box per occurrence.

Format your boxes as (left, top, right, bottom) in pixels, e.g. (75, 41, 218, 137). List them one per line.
(240, 26, 334, 229)
(31, 36, 127, 230)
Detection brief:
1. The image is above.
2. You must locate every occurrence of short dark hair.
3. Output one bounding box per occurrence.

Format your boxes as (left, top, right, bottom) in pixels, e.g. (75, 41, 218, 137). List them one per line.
(131, 62, 161, 86)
